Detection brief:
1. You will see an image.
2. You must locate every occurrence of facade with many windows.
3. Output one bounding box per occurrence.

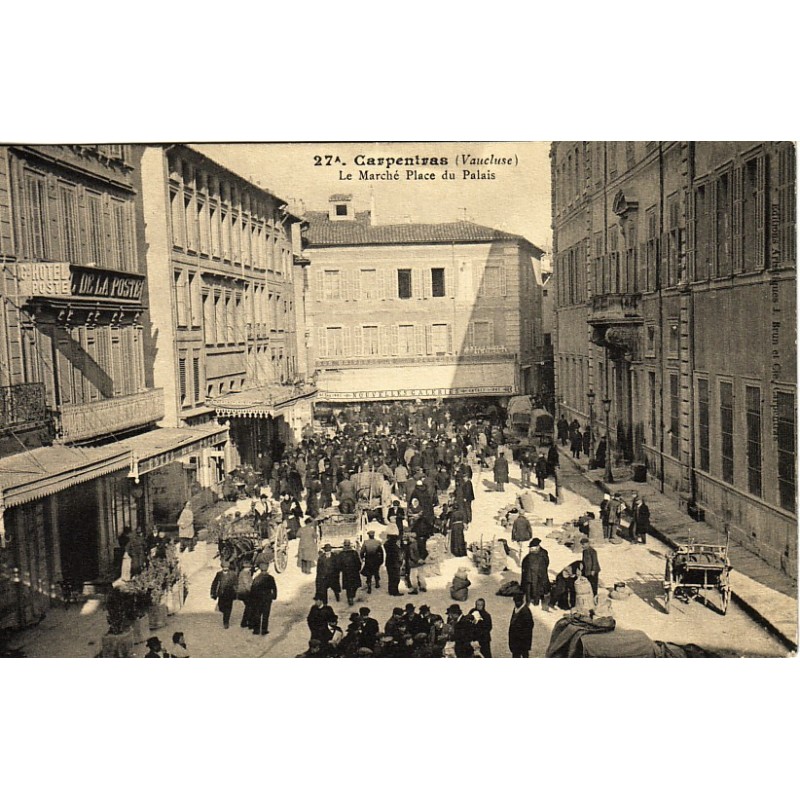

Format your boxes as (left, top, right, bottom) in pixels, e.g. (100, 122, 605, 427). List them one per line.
(552, 141, 796, 577)
(0, 145, 226, 629)
(305, 195, 545, 405)
(134, 145, 313, 478)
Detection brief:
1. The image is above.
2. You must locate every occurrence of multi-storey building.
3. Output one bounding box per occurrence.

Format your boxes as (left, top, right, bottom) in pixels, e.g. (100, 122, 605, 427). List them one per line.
(552, 141, 797, 578)
(0, 145, 226, 628)
(134, 146, 314, 480)
(305, 195, 546, 408)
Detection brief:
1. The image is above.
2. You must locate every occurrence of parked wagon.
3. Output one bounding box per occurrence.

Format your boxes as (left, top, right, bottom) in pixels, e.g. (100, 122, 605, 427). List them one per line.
(664, 526, 732, 615)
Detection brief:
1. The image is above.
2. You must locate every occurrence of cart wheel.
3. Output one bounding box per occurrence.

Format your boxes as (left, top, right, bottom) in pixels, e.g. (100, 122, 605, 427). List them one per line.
(273, 524, 289, 574)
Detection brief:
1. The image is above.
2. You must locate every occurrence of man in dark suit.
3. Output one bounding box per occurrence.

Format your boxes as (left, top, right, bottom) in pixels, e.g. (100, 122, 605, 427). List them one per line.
(447, 604, 475, 658)
(210, 563, 238, 629)
(521, 538, 551, 610)
(580, 537, 601, 597)
(248, 565, 278, 636)
(508, 593, 534, 658)
(315, 543, 341, 604)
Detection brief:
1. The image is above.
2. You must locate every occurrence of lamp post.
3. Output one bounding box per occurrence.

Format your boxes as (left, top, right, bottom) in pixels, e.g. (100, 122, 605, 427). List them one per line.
(603, 395, 614, 483)
(587, 390, 595, 467)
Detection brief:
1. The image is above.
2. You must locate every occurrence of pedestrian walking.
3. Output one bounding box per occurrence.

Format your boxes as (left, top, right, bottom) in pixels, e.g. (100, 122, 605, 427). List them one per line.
(297, 517, 319, 574)
(493, 451, 509, 492)
(210, 562, 238, 628)
(634, 496, 650, 544)
(383, 525, 404, 597)
(338, 539, 363, 606)
(315, 543, 341, 604)
(570, 428, 583, 459)
(177, 500, 195, 552)
(535, 454, 548, 491)
(521, 538, 551, 610)
(360, 530, 384, 593)
(404, 532, 427, 594)
(580, 537, 601, 597)
(249, 565, 277, 635)
(519, 448, 533, 488)
(600, 493, 611, 538)
(557, 414, 569, 446)
(469, 598, 493, 658)
(448, 502, 467, 557)
(508, 593, 534, 658)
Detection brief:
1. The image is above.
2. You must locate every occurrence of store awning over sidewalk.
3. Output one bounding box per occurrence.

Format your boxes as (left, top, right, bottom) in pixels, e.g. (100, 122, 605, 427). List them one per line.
(126, 423, 229, 481)
(0, 441, 131, 509)
(207, 385, 317, 419)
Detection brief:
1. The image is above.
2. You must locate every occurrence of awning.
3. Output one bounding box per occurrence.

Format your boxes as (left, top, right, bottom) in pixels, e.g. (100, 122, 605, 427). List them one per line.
(126, 423, 229, 480)
(0, 441, 130, 510)
(208, 386, 317, 419)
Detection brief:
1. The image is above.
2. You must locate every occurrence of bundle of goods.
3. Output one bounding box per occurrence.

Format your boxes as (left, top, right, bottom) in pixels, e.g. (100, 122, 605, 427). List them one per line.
(609, 582, 632, 600)
(424, 534, 448, 576)
(519, 491, 536, 513)
(469, 537, 508, 575)
(573, 575, 596, 614)
(496, 579, 523, 597)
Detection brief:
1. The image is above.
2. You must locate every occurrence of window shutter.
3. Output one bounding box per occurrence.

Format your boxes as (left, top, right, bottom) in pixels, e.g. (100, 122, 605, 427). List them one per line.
(707, 181, 717, 278)
(494, 316, 505, 347)
(352, 326, 362, 357)
(684, 189, 697, 288)
(446, 323, 453, 354)
(755, 154, 766, 270)
(473, 261, 482, 296)
(732, 165, 743, 273)
(447, 265, 456, 297)
(415, 325, 425, 355)
(500, 263, 507, 296)
(388, 324, 398, 356)
(342, 327, 353, 357)
(487, 320, 495, 347)
(423, 268, 432, 298)
(467, 322, 475, 349)
(314, 268, 323, 301)
(425, 324, 432, 355)
(350, 269, 360, 301)
(316, 327, 327, 358)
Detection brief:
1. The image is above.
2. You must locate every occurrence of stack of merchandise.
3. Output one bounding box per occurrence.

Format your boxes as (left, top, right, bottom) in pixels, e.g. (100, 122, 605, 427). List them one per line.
(425, 534, 448, 576)
(573, 576, 595, 614)
(519, 491, 536, 513)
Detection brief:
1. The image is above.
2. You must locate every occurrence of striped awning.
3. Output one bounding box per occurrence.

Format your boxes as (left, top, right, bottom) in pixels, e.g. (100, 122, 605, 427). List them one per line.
(208, 386, 317, 419)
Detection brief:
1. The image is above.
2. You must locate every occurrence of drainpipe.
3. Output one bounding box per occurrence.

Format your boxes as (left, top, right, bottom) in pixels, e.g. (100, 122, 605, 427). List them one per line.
(687, 142, 698, 510)
(657, 143, 666, 494)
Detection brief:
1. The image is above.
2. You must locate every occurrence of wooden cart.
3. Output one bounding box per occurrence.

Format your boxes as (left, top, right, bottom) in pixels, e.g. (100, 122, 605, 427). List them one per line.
(664, 527, 732, 615)
(218, 512, 290, 574)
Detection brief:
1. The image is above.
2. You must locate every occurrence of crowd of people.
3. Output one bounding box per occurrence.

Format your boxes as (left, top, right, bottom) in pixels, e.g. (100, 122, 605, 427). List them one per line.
(299, 597, 509, 658)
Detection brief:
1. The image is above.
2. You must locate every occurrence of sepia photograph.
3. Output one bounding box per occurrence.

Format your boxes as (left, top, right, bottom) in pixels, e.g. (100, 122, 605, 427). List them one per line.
(0, 140, 796, 660)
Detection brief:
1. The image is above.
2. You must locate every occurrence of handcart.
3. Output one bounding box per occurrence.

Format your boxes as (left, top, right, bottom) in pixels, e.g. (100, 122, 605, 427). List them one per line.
(664, 525, 732, 615)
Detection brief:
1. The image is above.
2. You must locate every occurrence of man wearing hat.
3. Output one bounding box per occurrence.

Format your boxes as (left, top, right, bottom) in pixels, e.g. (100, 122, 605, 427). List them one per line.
(580, 537, 601, 597)
(521, 538, 551, 610)
(338, 539, 363, 606)
(383, 524, 404, 596)
(144, 637, 163, 658)
(508, 592, 534, 657)
(307, 596, 336, 644)
(315, 543, 341, 604)
(360, 530, 384, 593)
(446, 604, 475, 658)
(404, 531, 427, 594)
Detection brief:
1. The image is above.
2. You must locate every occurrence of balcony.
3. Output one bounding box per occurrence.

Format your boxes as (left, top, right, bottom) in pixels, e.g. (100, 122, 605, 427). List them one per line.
(56, 388, 165, 443)
(0, 383, 52, 435)
(588, 292, 642, 326)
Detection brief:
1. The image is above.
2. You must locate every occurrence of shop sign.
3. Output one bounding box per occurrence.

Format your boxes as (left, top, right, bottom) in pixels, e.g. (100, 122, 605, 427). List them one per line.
(320, 386, 514, 400)
(14, 262, 144, 302)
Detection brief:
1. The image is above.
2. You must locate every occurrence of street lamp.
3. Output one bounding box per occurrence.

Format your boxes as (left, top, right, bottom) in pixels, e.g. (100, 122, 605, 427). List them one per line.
(602, 395, 614, 483)
(587, 390, 595, 466)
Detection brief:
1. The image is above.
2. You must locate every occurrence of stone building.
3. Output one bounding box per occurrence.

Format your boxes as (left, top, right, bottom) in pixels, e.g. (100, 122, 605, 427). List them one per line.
(0, 145, 225, 628)
(551, 141, 796, 577)
(304, 195, 546, 409)
(133, 145, 314, 480)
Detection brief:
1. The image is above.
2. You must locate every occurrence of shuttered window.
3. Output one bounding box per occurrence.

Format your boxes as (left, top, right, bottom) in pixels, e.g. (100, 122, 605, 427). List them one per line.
(669, 373, 680, 458)
(87, 192, 104, 265)
(697, 378, 710, 472)
(59, 184, 80, 263)
(178, 357, 187, 406)
(25, 173, 48, 259)
(720, 381, 734, 483)
(746, 386, 762, 497)
(776, 391, 796, 512)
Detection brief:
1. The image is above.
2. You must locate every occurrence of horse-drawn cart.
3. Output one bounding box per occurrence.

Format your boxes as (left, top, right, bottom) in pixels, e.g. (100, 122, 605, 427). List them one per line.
(217, 511, 290, 573)
(664, 527, 732, 615)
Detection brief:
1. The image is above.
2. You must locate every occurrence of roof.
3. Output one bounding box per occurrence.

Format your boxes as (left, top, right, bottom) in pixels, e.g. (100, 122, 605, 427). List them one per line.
(0, 424, 228, 507)
(208, 385, 318, 419)
(305, 211, 544, 255)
